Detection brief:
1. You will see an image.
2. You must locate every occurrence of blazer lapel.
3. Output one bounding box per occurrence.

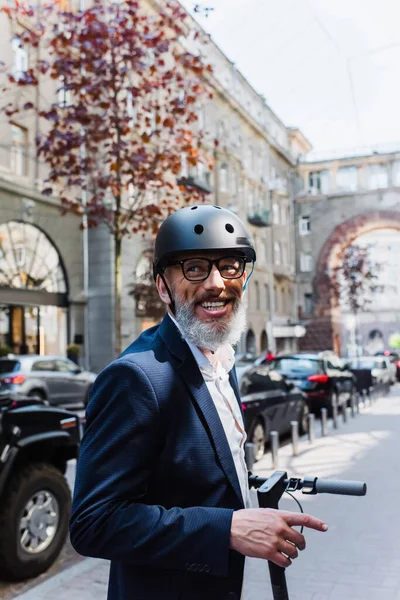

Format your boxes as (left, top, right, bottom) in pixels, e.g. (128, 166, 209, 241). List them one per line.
(159, 316, 244, 507)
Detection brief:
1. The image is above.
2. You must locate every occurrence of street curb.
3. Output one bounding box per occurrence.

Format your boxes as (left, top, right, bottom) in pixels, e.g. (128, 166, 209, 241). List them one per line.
(16, 558, 107, 599)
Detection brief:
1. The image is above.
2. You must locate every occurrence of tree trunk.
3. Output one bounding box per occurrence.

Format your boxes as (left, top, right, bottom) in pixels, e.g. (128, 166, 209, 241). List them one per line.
(114, 235, 122, 356)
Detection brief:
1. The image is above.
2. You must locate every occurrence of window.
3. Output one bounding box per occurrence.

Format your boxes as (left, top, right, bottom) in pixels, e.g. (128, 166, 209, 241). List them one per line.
(392, 161, 400, 187)
(274, 241, 281, 265)
(231, 169, 239, 196)
(336, 166, 358, 192)
(10, 124, 28, 176)
(219, 164, 229, 192)
(56, 359, 79, 373)
(264, 284, 270, 311)
(281, 242, 288, 265)
(367, 164, 388, 190)
(300, 253, 312, 272)
(281, 204, 287, 225)
(308, 170, 330, 194)
(254, 281, 260, 310)
(32, 360, 56, 372)
(304, 293, 313, 315)
(299, 216, 311, 236)
(57, 77, 72, 107)
(272, 203, 280, 225)
(11, 37, 28, 78)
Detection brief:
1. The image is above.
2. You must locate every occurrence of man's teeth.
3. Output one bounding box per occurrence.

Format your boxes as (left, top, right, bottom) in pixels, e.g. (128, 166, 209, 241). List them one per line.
(201, 301, 226, 309)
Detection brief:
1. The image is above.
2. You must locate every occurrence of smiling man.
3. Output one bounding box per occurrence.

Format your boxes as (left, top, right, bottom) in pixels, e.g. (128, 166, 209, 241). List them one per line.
(70, 204, 327, 600)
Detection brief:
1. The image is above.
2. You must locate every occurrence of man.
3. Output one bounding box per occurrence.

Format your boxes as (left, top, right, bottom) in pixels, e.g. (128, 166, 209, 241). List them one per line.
(70, 205, 327, 600)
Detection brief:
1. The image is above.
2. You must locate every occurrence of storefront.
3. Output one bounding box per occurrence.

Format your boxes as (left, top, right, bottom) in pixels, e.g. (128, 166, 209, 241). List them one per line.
(0, 220, 69, 356)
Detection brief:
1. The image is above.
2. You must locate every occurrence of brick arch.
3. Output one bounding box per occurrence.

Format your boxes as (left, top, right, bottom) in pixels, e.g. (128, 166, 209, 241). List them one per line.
(300, 210, 400, 353)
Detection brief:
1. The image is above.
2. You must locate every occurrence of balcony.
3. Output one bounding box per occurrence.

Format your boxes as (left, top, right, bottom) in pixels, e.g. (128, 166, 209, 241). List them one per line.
(177, 175, 213, 195)
(269, 177, 289, 195)
(247, 209, 270, 228)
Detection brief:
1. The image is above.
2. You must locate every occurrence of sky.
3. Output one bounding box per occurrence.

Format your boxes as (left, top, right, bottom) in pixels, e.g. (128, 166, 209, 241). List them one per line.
(181, 0, 400, 159)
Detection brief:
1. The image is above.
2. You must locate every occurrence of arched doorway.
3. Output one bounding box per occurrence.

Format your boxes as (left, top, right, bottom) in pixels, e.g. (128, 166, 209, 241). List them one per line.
(245, 329, 256, 354)
(301, 210, 400, 354)
(260, 329, 268, 352)
(0, 221, 69, 355)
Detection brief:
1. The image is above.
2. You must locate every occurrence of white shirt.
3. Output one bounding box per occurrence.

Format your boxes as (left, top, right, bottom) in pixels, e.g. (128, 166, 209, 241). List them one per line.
(168, 315, 267, 599)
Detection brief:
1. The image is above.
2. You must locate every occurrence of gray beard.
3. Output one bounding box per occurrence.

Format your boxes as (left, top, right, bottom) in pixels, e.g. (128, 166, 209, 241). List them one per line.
(174, 296, 247, 351)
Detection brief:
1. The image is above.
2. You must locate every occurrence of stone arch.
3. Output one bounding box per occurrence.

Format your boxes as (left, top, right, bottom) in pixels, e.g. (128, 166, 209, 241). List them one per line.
(301, 210, 400, 353)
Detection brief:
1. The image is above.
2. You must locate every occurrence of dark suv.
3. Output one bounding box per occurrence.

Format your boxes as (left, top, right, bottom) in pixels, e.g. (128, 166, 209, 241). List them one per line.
(265, 352, 356, 415)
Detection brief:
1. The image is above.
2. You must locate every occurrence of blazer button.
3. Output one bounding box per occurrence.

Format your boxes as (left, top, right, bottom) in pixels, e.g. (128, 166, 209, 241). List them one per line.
(204, 565, 211, 573)
(190, 563, 198, 571)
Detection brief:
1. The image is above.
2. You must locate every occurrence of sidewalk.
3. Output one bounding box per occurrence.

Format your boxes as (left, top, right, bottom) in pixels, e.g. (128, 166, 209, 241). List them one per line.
(16, 388, 400, 600)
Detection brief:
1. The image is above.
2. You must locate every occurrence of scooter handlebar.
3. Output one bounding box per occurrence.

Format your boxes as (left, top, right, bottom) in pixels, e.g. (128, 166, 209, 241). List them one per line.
(314, 478, 367, 496)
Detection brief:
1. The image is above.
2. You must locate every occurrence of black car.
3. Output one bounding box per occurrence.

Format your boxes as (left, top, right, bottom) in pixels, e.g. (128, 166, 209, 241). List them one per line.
(0, 394, 80, 581)
(239, 361, 309, 461)
(262, 352, 356, 416)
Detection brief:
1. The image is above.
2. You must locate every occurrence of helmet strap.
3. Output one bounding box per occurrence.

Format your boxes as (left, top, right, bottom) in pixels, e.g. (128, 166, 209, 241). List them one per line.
(242, 262, 255, 293)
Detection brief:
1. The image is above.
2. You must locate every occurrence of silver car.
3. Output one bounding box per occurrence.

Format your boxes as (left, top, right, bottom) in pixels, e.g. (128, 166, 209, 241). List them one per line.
(0, 355, 97, 407)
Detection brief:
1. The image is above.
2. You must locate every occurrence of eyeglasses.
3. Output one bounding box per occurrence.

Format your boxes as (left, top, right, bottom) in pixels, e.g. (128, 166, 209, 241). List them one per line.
(167, 256, 247, 282)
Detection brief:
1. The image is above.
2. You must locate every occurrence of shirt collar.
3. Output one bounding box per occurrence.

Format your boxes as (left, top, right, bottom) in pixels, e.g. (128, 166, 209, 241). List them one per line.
(168, 313, 235, 374)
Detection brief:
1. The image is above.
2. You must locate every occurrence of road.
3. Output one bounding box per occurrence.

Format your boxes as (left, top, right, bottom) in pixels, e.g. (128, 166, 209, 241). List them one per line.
(3, 389, 400, 599)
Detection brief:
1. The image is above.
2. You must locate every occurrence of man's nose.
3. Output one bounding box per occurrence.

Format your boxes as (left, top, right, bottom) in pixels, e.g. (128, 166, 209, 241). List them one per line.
(204, 264, 225, 291)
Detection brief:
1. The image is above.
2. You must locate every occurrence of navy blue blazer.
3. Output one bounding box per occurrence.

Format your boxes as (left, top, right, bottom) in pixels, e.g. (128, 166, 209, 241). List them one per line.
(70, 315, 247, 600)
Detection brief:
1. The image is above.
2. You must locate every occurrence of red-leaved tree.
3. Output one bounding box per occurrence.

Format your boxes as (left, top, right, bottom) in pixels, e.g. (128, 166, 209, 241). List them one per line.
(2, 0, 213, 354)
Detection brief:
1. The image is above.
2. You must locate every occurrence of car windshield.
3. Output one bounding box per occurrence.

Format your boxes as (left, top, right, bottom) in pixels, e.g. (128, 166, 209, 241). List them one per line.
(271, 357, 322, 375)
(0, 360, 20, 374)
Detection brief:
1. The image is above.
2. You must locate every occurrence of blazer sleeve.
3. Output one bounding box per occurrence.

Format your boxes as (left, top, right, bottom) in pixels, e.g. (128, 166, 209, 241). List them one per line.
(69, 359, 234, 577)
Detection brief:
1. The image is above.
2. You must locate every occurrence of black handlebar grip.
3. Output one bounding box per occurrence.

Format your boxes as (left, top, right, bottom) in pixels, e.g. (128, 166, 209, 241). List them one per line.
(315, 478, 367, 496)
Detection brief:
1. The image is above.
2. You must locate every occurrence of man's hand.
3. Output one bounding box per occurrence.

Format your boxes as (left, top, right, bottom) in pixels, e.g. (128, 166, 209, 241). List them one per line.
(230, 508, 328, 568)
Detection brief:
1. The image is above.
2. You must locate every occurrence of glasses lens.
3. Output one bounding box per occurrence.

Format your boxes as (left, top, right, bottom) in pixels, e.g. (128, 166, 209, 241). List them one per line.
(183, 258, 211, 281)
(219, 257, 245, 279)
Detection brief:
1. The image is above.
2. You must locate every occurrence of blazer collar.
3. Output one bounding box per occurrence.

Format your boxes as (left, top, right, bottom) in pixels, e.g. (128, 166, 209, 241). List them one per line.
(158, 315, 244, 507)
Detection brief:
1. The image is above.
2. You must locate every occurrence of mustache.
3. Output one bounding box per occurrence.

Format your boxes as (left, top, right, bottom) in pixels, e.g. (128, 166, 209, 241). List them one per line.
(193, 292, 239, 304)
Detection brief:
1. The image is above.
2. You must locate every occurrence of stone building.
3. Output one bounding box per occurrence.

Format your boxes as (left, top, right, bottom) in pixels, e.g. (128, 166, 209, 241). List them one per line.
(295, 150, 400, 355)
(0, 2, 309, 374)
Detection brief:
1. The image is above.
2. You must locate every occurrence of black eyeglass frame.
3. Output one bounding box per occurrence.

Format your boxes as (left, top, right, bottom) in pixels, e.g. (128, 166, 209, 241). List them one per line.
(165, 255, 249, 282)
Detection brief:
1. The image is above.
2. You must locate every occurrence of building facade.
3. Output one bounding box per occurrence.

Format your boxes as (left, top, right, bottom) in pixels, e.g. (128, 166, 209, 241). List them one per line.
(0, 2, 309, 374)
(295, 150, 400, 355)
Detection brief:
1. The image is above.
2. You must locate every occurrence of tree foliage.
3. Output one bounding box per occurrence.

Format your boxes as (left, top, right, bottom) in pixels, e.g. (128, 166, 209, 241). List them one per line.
(330, 243, 381, 314)
(2, 0, 213, 236)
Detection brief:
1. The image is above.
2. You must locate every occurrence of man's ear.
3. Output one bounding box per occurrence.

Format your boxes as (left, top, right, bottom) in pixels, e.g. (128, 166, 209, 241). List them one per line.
(156, 273, 171, 305)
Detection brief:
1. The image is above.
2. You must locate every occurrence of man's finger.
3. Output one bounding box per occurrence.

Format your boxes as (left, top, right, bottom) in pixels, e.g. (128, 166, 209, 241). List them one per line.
(283, 527, 306, 551)
(281, 512, 328, 532)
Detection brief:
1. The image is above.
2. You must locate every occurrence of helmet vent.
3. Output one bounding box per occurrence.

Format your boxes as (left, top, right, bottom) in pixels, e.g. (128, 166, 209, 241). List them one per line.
(191, 206, 198, 210)
(225, 223, 234, 233)
(194, 224, 204, 235)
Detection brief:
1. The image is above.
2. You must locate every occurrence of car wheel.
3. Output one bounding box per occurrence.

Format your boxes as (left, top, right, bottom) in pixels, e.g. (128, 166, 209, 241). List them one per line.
(28, 389, 46, 402)
(0, 463, 71, 581)
(299, 403, 309, 435)
(251, 420, 266, 462)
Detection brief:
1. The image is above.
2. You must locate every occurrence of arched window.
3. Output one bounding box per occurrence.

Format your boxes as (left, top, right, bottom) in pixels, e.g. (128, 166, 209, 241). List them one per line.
(219, 163, 229, 193)
(0, 221, 67, 294)
(254, 281, 260, 310)
(245, 329, 256, 354)
(260, 330, 268, 351)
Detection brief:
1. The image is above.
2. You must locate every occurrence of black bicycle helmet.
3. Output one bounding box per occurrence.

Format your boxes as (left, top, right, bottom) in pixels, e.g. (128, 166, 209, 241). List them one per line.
(153, 204, 256, 275)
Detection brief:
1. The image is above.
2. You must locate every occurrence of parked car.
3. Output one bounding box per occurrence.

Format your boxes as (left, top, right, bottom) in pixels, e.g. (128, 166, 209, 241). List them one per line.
(375, 351, 400, 383)
(0, 355, 97, 407)
(348, 356, 392, 388)
(0, 394, 80, 581)
(257, 352, 356, 416)
(239, 361, 309, 461)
